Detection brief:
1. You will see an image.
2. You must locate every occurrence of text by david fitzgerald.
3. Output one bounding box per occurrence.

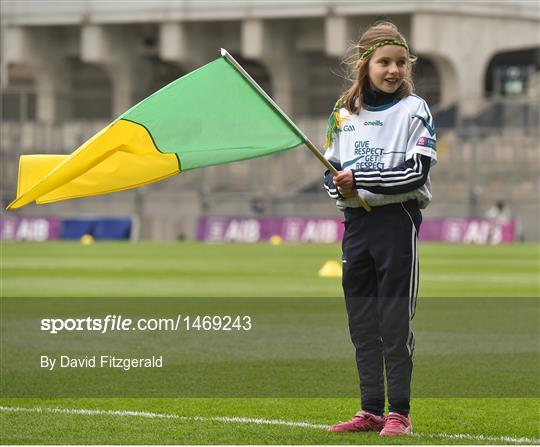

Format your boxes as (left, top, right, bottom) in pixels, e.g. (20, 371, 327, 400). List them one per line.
(41, 355, 163, 371)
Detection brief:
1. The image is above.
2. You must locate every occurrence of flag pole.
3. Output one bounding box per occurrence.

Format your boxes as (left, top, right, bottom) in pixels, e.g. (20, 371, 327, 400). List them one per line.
(219, 49, 371, 212)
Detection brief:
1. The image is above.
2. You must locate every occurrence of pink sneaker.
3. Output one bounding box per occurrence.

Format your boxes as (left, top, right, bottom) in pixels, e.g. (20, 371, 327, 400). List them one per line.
(328, 410, 386, 433)
(379, 412, 412, 436)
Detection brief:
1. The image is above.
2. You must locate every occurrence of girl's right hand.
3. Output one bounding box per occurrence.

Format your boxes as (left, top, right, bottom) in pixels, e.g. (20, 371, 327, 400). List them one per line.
(333, 169, 354, 190)
(334, 169, 356, 198)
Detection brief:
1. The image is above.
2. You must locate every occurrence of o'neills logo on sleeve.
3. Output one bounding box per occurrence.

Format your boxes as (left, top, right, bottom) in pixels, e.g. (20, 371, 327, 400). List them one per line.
(364, 120, 383, 126)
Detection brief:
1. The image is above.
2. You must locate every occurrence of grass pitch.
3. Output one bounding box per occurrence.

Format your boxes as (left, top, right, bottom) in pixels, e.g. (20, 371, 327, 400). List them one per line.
(2, 242, 539, 297)
(1, 242, 539, 444)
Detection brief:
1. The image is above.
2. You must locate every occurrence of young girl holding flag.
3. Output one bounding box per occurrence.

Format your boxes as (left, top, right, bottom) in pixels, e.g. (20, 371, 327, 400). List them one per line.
(323, 21, 437, 436)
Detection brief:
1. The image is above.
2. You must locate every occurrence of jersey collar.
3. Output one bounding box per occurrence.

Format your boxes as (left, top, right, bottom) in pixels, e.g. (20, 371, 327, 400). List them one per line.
(363, 99, 401, 111)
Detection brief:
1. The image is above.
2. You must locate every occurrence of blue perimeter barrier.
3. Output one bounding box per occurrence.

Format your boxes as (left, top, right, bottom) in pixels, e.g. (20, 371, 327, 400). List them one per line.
(60, 218, 132, 240)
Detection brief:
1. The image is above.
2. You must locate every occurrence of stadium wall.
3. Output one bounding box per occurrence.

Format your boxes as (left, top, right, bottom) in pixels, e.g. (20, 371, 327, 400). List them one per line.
(1, 1, 538, 241)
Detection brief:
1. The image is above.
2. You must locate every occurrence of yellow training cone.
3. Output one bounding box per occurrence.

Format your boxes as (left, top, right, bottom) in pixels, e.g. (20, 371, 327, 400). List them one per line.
(80, 234, 95, 245)
(318, 260, 342, 278)
(269, 235, 283, 245)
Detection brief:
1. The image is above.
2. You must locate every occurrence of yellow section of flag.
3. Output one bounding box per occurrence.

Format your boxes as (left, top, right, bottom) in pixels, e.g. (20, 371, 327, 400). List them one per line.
(8, 120, 179, 209)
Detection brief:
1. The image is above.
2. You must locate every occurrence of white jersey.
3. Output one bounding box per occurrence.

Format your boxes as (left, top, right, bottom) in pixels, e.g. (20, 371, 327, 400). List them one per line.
(324, 95, 437, 209)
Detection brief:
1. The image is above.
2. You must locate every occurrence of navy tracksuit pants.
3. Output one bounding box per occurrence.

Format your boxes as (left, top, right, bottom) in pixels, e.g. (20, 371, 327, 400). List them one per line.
(341, 200, 422, 416)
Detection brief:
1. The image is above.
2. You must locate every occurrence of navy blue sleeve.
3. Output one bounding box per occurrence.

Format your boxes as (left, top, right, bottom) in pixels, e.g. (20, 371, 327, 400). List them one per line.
(323, 160, 343, 200)
(352, 154, 431, 195)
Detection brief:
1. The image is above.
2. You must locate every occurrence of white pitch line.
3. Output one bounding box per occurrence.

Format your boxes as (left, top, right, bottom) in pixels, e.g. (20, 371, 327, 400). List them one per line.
(1, 405, 538, 445)
(0, 406, 327, 430)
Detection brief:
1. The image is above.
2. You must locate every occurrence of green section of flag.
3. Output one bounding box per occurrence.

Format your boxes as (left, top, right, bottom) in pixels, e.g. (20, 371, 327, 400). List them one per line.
(119, 57, 305, 171)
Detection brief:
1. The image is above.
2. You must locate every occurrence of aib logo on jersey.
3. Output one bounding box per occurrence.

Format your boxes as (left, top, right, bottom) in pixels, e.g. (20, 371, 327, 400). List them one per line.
(417, 137, 436, 150)
(343, 124, 355, 132)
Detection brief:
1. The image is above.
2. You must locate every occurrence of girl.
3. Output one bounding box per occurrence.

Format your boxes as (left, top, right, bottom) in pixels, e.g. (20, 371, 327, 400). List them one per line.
(323, 21, 437, 436)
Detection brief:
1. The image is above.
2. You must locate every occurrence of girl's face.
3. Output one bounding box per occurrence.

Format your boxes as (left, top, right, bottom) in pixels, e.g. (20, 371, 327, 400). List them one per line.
(367, 45, 408, 94)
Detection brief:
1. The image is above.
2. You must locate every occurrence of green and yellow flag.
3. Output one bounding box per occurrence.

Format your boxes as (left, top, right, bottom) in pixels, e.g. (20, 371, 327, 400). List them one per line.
(7, 50, 305, 210)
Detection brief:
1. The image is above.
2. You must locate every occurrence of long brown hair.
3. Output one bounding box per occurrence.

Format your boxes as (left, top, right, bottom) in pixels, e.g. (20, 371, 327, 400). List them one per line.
(341, 21, 417, 114)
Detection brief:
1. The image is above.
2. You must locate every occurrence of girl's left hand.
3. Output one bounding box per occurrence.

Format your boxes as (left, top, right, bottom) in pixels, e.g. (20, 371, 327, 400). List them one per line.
(338, 186, 357, 198)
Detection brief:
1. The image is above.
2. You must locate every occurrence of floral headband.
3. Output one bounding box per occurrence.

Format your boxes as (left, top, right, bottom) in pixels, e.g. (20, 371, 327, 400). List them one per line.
(359, 39, 409, 61)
